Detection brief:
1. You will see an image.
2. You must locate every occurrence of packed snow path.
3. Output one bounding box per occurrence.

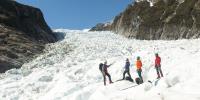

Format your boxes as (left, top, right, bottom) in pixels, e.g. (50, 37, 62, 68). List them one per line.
(0, 30, 200, 100)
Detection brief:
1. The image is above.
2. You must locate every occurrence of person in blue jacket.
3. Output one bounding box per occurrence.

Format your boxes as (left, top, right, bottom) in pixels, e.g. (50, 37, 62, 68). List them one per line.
(122, 58, 132, 80)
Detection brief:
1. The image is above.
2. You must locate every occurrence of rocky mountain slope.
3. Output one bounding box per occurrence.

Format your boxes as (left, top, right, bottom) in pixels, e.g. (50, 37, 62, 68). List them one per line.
(90, 0, 200, 40)
(0, 0, 57, 72)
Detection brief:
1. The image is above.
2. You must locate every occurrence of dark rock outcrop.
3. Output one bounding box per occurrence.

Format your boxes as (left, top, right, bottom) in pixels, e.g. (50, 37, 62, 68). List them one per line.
(90, 23, 111, 31)
(0, 0, 57, 72)
(91, 0, 200, 40)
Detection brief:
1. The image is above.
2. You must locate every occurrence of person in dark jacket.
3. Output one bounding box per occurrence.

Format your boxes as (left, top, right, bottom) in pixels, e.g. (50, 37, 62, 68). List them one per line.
(102, 61, 113, 86)
(155, 53, 163, 79)
(122, 58, 132, 80)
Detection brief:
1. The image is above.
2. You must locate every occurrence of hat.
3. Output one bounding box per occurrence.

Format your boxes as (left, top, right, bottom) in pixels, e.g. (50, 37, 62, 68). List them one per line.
(137, 56, 140, 60)
(155, 53, 159, 56)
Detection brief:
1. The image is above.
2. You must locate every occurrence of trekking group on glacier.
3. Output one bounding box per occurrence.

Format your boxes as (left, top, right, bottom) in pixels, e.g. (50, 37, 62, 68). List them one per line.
(99, 53, 164, 86)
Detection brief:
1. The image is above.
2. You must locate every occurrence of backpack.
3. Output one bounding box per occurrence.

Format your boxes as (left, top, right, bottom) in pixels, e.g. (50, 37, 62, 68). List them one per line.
(135, 77, 141, 85)
(99, 63, 104, 71)
(125, 76, 134, 82)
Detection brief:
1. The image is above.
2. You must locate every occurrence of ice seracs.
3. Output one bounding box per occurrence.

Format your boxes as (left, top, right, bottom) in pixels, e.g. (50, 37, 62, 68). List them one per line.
(0, 30, 200, 100)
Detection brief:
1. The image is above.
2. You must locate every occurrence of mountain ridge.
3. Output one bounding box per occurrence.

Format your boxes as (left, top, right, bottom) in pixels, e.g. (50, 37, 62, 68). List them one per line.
(90, 0, 200, 40)
(0, 0, 57, 72)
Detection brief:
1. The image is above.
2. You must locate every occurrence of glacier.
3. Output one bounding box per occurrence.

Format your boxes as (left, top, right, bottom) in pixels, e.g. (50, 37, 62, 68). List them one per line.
(0, 30, 200, 100)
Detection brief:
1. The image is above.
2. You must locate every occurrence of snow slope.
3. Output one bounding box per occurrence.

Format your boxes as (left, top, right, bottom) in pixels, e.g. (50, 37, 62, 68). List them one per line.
(0, 30, 200, 100)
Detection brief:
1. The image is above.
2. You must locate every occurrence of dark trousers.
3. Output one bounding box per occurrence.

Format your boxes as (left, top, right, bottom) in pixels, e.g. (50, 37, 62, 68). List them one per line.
(123, 70, 131, 79)
(103, 72, 112, 86)
(137, 69, 143, 83)
(155, 66, 163, 78)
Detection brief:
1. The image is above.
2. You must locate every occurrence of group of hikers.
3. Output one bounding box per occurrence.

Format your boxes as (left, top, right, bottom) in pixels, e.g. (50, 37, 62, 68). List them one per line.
(99, 53, 164, 86)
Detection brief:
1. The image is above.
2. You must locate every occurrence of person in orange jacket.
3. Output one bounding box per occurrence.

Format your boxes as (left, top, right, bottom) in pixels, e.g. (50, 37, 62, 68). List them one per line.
(136, 56, 143, 83)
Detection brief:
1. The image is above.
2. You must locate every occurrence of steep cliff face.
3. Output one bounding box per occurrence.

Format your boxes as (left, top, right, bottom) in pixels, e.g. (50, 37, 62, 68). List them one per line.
(0, 0, 57, 72)
(0, 0, 57, 42)
(91, 0, 200, 40)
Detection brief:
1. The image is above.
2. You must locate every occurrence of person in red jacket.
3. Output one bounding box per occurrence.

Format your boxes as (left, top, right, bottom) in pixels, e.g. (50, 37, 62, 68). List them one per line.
(155, 53, 163, 79)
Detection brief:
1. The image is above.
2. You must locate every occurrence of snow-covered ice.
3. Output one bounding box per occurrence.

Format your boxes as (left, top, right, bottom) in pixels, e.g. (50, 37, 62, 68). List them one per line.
(0, 30, 200, 100)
